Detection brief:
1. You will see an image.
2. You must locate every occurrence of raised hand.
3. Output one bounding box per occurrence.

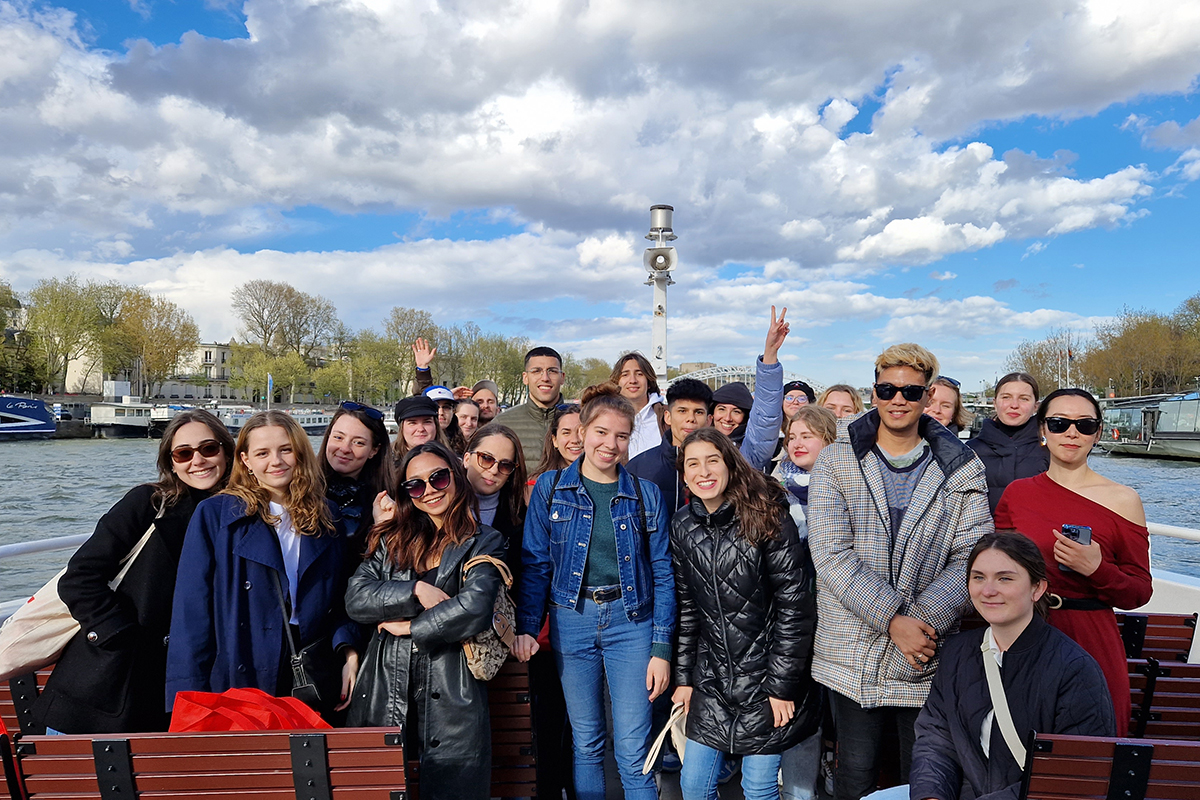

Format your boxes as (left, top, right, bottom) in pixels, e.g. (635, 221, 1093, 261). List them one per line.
(412, 338, 436, 370)
(763, 305, 790, 365)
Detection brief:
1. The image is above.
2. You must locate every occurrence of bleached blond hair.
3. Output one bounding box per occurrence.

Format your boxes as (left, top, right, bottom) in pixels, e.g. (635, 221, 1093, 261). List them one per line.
(873, 343, 939, 385)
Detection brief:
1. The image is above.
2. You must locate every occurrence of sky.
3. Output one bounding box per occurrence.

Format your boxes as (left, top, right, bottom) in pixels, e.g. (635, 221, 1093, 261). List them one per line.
(3, 0, 1200, 393)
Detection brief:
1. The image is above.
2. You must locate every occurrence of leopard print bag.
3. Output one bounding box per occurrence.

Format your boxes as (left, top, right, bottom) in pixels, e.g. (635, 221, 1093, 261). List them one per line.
(461, 555, 516, 681)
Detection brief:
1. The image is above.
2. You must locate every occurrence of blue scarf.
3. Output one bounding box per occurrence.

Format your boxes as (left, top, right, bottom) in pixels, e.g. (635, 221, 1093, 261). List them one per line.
(777, 459, 810, 523)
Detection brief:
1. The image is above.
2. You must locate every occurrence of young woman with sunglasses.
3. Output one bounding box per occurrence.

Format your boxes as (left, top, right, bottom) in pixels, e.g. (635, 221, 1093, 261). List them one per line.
(463, 423, 528, 574)
(514, 383, 674, 800)
(319, 402, 393, 542)
(967, 372, 1050, 512)
(673, 428, 819, 800)
(33, 410, 234, 734)
(994, 388, 1151, 736)
(166, 411, 361, 722)
(345, 441, 505, 800)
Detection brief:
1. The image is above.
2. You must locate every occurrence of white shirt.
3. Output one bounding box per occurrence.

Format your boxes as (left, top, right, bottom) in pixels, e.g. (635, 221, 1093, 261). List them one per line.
(628, 393, 665, 459)
(981, 627, 1005, 757)
(269, 502, 302, 626)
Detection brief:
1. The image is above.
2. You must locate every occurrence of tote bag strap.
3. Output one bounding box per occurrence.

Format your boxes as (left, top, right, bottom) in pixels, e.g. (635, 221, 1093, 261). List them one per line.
(982, 629, 1027, 766)
(109, 504, 167, 590)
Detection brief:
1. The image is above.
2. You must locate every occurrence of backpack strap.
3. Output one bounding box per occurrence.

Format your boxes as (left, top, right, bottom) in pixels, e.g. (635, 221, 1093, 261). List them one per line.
(545, 469, 563, 515)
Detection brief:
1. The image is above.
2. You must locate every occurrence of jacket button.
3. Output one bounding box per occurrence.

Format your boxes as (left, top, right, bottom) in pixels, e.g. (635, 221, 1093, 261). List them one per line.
(620, 523, 627, 530)
(626, 586, 633, 591)
(430, 739, 440, 747)
(237, 664, 246, 673)
(162, 635, 170, 646)
(431, 692, 440, 699)
(552, 512, 558, 520)
(624, 555, 631, 561)
(243, 581, 252, 590)
(631, 612, 638, 617)
(86, 631, 98, 643)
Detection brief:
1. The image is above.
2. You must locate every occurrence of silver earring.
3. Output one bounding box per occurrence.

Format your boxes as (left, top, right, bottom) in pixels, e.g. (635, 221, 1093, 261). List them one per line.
(1041, 436, 1047, 445)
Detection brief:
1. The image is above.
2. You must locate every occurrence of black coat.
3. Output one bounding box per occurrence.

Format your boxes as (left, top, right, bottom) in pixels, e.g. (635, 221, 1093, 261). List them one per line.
(671, 498, 820, 755)
(628, 437, 687, 512)
(33, 484, 209, 733)
(967, 418, 1050, 513)
(909, 615, 1115, 800)
(345, 525, 505, 800)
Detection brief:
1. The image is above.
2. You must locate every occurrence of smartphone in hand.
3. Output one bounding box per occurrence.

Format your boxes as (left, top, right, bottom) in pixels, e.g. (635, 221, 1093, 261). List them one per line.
(1058, 524, 1093, 571)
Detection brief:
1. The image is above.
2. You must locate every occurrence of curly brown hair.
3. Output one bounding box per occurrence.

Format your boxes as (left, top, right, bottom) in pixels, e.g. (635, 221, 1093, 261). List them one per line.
(224, 411, 334, 535)
(677, 427, 787, 546)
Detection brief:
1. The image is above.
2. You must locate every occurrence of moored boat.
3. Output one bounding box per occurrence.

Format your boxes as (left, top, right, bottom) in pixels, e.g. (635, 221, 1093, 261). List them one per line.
(0, 396, 56, 440)
(1100, 393, 1200, 461)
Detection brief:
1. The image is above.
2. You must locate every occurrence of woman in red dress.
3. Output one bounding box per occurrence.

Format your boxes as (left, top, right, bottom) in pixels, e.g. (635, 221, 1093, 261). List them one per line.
(995, 388, 1152, 736)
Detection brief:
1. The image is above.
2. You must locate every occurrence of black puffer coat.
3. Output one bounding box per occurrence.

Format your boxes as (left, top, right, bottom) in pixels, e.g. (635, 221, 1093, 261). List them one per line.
(345, 525, 504, 800)
(671, 498, 820, 755)
(967, 418, 1050, 512)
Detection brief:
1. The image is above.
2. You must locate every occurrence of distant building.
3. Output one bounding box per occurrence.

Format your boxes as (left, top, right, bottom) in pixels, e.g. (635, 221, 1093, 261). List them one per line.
(678, 361, 717, 374)
(157, 341, 247, 401)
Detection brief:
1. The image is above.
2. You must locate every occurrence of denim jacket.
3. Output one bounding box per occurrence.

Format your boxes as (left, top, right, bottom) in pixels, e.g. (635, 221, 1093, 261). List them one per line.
(516, 459, 675, 652)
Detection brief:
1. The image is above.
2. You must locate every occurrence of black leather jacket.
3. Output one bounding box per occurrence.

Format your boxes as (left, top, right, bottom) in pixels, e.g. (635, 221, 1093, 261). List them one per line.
(344, 525, 504, 785)
(671, 498, 820, 755)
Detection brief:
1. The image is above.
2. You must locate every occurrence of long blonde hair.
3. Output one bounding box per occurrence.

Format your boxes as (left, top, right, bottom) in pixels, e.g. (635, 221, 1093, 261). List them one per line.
(224, 411, 334, 535)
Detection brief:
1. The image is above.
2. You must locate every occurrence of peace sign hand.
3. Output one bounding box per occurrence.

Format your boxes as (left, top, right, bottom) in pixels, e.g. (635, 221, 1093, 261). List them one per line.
(763, 305, 790, 365)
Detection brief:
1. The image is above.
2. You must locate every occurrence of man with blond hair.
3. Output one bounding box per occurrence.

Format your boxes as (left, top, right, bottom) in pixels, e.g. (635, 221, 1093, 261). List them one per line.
(807, 343, 992, 800)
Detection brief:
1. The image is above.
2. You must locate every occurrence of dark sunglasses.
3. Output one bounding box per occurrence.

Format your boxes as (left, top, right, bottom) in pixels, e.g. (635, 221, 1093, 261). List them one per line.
(472, 451, 517, 475)
(874, 383, 927, 402)
(171, 440, 223, 464)
(937, 375, 961, 388)
(401, 467, 453, 499)
(1044, 417, 1101, 436)
(341, 401, 384, 421)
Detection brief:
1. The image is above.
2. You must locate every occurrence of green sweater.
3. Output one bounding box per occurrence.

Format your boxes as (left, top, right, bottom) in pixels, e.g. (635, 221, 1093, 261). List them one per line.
(581, 476, 620, 588)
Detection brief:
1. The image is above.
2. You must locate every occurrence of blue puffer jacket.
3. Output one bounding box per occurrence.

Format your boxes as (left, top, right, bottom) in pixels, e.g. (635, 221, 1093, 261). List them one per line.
(516, 459, 675, 653)
(739, 357, 784, 471)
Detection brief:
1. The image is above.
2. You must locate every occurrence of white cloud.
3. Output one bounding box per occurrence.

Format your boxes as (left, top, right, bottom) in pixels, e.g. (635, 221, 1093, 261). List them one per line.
(3, 0, 1200, 388)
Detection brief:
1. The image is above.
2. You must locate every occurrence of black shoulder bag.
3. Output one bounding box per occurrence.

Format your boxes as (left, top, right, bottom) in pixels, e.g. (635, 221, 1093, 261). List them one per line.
(270, 571, 326, 710)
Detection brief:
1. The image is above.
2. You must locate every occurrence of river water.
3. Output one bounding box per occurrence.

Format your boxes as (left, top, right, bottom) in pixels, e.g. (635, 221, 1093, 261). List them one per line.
(1, 438, 1198, 601)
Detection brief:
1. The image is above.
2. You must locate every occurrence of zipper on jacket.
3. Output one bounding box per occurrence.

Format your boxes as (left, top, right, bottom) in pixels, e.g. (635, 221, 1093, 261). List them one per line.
(707, 520, 738, 752)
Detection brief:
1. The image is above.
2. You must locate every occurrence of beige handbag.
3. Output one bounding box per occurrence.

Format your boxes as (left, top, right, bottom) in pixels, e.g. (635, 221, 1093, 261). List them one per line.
(461, 555, 516, 681)
(643, 701, 688, 774)
(0, 511, 162, 681)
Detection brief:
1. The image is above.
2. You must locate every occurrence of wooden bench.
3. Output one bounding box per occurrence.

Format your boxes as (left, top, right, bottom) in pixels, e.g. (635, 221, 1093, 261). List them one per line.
(1020, 733, 1200, 800)
(1116, 612, 1197, 663)
(1129, 658, 1200, 740)
(13, 727, 408, 800)
(404, 659, 537, 799)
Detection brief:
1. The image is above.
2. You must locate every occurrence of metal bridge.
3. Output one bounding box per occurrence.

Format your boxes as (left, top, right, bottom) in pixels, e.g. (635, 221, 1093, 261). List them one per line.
(666, 365, 823, 394)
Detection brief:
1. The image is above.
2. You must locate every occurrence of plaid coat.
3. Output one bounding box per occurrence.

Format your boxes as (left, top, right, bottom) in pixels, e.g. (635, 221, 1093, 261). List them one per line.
(808, 411, 992, 708)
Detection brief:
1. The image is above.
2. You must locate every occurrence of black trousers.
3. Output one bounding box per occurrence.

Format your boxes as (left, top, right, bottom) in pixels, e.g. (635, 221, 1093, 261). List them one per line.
(529, 648, 577, 800)
(830, 691, 920, 800)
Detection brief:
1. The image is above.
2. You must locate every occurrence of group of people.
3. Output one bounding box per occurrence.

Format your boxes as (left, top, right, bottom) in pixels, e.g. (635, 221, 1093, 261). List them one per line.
(32, 307, 1153, 800)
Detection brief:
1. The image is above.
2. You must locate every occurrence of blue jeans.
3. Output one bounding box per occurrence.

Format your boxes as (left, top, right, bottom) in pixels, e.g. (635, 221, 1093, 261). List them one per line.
(551, 594, 657, 800)
(680, 738, 782, 800)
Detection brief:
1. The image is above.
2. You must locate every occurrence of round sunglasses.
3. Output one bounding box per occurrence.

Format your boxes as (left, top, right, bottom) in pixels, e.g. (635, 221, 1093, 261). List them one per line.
(1044, 416, 1101, 436)
(471, 450, 517, 476)
(401, 467, 453, 499)
(170, 440, 223, 464)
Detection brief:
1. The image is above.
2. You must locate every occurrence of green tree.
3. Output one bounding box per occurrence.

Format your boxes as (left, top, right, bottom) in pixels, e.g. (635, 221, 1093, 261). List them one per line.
(135, 296, 201, 396)
(25, 275, 99, 392)
(270, 351, 312, 403)
(313, 360, 351, 401)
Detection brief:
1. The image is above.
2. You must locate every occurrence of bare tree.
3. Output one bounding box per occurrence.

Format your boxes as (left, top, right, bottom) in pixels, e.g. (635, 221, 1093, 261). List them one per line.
(231, 280, 289, 354)
(277, 287, 339, 362)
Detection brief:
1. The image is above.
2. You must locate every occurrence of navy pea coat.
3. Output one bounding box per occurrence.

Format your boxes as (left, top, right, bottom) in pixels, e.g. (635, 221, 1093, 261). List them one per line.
(164, 494, 361, 711)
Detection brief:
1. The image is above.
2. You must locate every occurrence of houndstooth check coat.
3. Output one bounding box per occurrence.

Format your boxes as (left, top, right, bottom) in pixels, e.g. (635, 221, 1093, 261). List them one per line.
(808, 411, 993, 709)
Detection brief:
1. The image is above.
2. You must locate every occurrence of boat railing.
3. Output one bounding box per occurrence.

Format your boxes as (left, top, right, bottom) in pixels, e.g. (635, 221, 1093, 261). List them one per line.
(0, 523, 1197, 624)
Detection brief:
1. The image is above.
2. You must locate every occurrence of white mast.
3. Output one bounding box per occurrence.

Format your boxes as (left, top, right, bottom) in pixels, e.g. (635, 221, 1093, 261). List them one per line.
(643, 204, 678, 383)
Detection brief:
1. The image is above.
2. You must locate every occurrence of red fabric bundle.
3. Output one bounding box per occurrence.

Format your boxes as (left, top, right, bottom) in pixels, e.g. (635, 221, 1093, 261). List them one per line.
(169, 688, 331, 732)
